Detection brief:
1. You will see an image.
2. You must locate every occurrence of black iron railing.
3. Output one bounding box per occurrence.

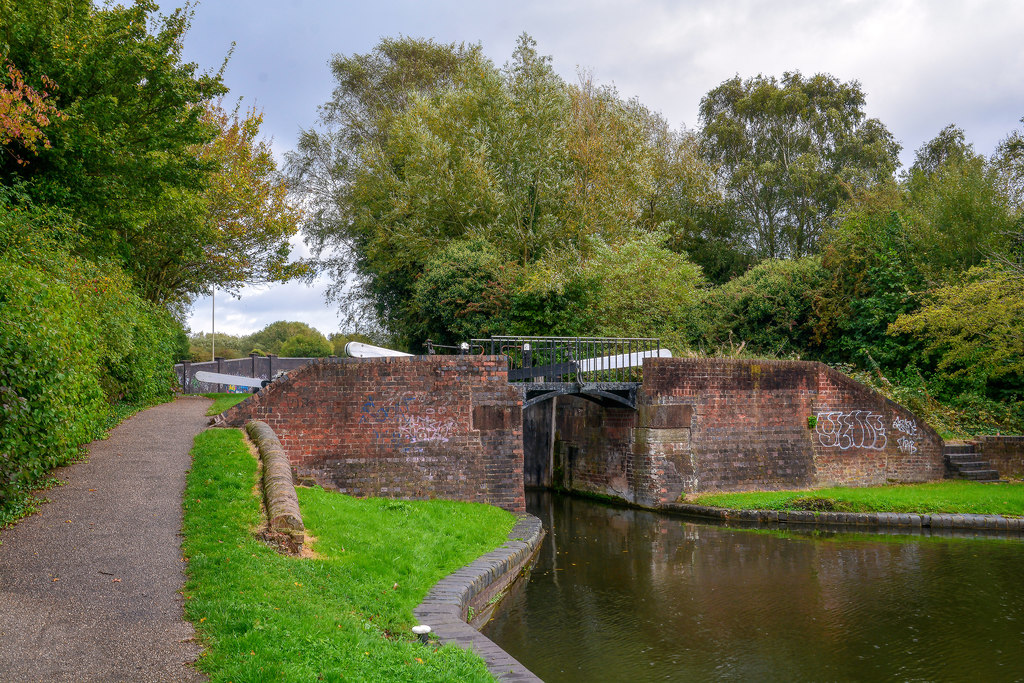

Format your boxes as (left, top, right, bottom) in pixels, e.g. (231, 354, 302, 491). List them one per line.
(470, 336, 661, 383)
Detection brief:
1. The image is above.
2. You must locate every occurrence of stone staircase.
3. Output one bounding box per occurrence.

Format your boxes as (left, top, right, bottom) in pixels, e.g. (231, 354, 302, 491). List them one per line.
(943, 442, 1001, 482)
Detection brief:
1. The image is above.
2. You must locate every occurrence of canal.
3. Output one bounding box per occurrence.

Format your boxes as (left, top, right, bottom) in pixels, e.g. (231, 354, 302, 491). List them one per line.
(482, 490, 1024, 682)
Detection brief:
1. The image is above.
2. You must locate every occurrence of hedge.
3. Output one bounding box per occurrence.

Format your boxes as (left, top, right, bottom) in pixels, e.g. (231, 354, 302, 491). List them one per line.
(0, 193, 180, 515)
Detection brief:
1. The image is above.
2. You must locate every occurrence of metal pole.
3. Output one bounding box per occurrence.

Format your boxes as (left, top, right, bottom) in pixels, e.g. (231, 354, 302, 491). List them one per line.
(211, 286, 215, 362)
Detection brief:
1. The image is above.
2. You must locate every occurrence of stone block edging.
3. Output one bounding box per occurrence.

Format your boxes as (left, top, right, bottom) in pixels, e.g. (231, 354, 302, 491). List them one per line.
(661, 502, 1024, 533)
(414, 514, 546, 682)
(244, 420, 305, 547)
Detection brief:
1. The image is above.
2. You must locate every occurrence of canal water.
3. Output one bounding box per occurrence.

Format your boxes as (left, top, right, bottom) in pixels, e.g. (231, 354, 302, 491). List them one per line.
(482, 490, 1024, 682)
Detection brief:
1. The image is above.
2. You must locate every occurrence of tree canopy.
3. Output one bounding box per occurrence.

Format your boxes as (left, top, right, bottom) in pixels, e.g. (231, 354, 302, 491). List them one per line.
(1, 0, 305, 308)
(699, 71, 900, 259)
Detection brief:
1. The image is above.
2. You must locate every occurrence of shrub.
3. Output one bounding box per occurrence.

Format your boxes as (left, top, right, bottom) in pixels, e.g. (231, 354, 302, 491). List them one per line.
(411, 239, 514, 346)
(702, 257, 827, 356)
(0, 192, 178, 515)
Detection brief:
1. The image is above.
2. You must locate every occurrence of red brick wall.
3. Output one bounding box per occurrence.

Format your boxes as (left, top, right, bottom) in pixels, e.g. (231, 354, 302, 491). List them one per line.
(553, 358, 945, 506)
(218, 356, 525, 512)
(975, 436, 1024, 478)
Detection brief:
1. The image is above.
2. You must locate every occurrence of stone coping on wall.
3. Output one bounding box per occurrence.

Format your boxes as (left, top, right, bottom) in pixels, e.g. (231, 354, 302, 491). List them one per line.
(414, 515, 546, 682)
(661, 502, 1024, 534)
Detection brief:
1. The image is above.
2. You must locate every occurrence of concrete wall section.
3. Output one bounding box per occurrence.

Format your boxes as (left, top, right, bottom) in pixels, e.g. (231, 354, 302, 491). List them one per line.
(217, 356, 526, 512)
(552, 358, 945, 506)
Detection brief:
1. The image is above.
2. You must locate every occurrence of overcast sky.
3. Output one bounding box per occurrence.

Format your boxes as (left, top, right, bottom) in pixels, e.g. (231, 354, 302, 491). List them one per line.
(176, 0, 1024, 338)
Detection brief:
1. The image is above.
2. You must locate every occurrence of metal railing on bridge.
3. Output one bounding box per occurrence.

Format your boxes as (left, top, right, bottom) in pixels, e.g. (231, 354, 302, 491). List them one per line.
(468, 336, 664, 384)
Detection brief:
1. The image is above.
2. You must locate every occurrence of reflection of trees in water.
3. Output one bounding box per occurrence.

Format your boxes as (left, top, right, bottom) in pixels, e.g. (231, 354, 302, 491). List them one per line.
(485, 491, 1024, 682)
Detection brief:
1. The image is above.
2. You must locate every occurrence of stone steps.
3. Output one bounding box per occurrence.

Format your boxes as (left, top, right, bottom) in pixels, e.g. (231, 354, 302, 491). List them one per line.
(943, 442, 1001, 482)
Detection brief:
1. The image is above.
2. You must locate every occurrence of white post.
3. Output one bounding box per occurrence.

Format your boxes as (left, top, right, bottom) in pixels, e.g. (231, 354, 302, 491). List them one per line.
(211, 287, 216, 362)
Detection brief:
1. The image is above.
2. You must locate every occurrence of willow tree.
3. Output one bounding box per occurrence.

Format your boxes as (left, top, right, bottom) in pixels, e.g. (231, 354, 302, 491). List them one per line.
(288, 34, 672, 343)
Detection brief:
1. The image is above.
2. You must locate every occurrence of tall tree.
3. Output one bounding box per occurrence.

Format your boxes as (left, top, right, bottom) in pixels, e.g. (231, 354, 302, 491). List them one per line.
(0, 0, 226, 258)
(905, 126, 1016, 280)
(699, 71, 900, 259)
(136, 102, 307, 305)
(288, 34, 666, 343)
(286, 37, 484, 322)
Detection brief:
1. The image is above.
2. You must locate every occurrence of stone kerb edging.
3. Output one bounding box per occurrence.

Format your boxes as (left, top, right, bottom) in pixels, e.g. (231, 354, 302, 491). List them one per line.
(662, 502, 1024, 534)
(245, 420, 305, 549)
(414, 515, 546, 682)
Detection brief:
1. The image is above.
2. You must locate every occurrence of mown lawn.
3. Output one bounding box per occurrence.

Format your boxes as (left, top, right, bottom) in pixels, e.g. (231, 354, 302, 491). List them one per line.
(689, 481, 1024, 517)
(182, 428, 515, 682)
(201, 392, 251, 416)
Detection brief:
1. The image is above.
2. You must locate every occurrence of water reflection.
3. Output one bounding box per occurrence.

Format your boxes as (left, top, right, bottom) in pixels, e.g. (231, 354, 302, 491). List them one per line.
(482, 490, 1024, 682)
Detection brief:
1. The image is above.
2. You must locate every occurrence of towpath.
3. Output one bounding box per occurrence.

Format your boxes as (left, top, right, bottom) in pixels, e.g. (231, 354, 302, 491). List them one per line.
(0, 397, 210, 682)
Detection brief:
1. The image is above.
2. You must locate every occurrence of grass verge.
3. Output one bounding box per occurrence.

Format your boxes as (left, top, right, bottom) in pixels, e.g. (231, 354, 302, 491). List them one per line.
(182, 428, 515, 681)
(689, 481, 1024, 517)
(201, 392, 251, 416)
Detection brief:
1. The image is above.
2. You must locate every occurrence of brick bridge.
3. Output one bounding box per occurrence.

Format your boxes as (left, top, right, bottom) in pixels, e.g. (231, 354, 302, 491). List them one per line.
(213, 346, 980, 514)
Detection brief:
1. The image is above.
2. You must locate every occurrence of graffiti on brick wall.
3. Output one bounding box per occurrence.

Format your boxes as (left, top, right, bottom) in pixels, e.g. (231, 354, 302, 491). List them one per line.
(892, 415, 919, 454)
(359, 390, 458, 452)
(816, 410, 887, 450)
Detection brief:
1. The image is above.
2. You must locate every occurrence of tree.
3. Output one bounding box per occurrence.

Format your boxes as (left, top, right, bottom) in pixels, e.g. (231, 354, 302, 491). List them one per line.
(288, 34, 692, 344)
(2, 1, 305, 308)
(994, 117, 1024, 214)
(813, 187, 926, 369)
(908, 123, 974, 176)
(905, 127, 1016, 281)
(580, 231, 706, 352)
(411, 240, 514, 346)
(286, 37, 484, 325)
(136, 102, 308, 304)
(244, 321, 319, 355)
(636, 113, 750, 283)
(699, 71, 900, 259)
(0, 0, 226, 260)
(703, 257, 827, 356)
(289, 34, 669, 344)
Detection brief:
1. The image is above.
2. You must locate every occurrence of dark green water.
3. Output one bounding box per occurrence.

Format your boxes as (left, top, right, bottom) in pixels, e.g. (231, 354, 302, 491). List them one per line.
(482, 490, 1024, 682)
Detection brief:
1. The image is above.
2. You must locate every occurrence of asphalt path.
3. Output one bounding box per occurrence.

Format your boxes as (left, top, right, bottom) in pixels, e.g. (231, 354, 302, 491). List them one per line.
(0, 397, 211, 682)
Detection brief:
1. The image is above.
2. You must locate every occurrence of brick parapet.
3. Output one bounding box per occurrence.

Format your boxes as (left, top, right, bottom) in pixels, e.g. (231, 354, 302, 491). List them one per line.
(215, 356, 526, 513)
(554, 358, 946, 506)
(974, 435, 1024, 478)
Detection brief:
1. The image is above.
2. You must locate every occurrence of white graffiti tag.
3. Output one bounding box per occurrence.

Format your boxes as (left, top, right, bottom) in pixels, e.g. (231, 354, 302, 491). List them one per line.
(892, 416, 919, 453)
(359, 392, 458, 450)
(816, 411, 887, 450)
(896, 436, 918, 455)
(398, 415, 457, 443)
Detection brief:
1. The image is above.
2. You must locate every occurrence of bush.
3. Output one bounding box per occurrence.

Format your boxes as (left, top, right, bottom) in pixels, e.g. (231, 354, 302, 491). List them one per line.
(814, 196, 926, 370)
(411, 239, 514, 347)
(0, 193, 178, 515)
(702, 257, 827, 356)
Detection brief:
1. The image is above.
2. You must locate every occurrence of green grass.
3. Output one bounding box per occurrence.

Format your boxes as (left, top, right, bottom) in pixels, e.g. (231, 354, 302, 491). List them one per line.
(689, 481, 1024, 517)
(201, 392, 251, 416)
(182, 428, 515, 681)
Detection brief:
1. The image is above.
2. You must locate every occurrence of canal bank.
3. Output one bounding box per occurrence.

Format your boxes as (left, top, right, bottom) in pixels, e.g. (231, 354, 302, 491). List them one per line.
(483, 489, 1024, 682)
